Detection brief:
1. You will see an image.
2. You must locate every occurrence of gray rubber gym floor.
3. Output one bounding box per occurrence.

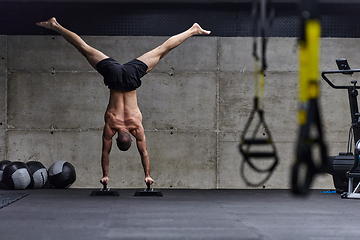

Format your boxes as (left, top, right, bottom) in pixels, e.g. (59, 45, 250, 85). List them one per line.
(0, 188, 359, 240)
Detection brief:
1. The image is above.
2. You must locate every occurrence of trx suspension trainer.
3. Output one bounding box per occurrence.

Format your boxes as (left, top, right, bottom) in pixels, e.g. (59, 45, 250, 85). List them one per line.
(239, 0, 278, 187)
(291, 0, 329, 195)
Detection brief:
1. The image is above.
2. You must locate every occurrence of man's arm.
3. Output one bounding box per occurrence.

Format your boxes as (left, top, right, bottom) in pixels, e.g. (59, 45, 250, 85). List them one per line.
(100, 124, 116, 185)
(132, 126, 154, 185)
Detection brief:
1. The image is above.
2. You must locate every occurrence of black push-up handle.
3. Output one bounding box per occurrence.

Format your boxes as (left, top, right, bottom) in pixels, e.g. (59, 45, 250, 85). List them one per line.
(101, 181, 107, 190)
(90, 180, 119, 196)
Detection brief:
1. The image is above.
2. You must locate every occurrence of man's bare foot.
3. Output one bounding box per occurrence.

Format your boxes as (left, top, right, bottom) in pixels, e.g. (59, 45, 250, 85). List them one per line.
(192, 23, 211, 35)
(36, 17, 58, 30)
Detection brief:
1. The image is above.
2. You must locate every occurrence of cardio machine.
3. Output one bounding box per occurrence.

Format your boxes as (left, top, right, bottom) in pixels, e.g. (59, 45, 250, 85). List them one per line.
(322, 58, 360, 198)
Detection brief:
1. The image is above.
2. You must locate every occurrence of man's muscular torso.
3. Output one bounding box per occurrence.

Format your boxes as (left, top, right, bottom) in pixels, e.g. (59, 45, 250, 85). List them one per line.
(104, 89, 143, 138)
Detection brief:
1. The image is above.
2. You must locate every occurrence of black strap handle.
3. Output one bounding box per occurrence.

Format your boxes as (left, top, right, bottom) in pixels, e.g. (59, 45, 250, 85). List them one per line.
(292, 99, 328, 195)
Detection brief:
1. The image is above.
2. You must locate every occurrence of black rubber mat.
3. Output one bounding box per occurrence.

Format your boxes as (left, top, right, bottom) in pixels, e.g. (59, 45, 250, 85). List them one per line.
(1, 189, 359, 240)
(0, 192, 29, 209)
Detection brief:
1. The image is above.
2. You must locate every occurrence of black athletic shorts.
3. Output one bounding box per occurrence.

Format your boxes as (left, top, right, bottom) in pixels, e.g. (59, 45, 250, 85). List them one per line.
(96, 58, 148, 91)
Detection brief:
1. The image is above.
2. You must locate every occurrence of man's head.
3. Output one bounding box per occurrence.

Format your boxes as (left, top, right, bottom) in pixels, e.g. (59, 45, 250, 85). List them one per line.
(116, 131, 132, 151)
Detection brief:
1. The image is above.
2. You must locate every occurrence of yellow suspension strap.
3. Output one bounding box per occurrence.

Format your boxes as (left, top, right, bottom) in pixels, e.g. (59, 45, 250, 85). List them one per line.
(239, 0, 278, 187)
(291, 0, 328, 195)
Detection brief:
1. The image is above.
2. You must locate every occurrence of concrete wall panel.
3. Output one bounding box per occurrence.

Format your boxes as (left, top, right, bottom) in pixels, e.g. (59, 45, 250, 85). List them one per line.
(0, 74, 5, 126)
(138, 72, 217, 130)
(219, 72, 298, 132)
(219, 37, 298, 72)
(219, 37, 253, 72)
(321, 88, 352, 132)
(266, 38, 299, 72)
(7, 72, 108, 129)
(118, 131, 217, 189)
(8, 36, 91, 71)
(219, 72, 253, 131)
(321, 38, 360, 71)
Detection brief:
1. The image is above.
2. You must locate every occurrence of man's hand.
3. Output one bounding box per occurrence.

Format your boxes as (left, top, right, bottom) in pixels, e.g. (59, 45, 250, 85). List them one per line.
(100, 176, 109, 185)
(145, 176, 154, 185)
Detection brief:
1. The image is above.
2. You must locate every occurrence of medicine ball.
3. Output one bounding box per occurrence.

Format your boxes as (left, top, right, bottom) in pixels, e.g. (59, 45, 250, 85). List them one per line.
(0, 160, 11, 181)
(26, 161, 48, 189)
(2, 161, 33, 190)
(48, 161, 76, 189)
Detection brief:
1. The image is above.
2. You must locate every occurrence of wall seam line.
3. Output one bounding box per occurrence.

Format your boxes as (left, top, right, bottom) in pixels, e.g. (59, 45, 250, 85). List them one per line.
(5, 35, 8, 160)
(216, 36, 220, 189)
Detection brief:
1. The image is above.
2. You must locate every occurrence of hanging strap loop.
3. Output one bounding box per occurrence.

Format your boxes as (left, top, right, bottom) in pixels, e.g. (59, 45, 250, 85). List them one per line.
(292, 0, 328, 195)
(239, 0, 278, 187)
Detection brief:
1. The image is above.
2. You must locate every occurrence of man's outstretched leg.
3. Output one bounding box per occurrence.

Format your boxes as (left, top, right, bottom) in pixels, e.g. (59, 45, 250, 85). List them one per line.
(137, 23, 211, 73)
(36, 17, 108, 69)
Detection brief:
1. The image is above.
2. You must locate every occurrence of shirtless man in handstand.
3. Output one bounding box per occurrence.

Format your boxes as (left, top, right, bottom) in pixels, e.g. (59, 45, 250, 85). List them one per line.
(36, 17, 211, 186)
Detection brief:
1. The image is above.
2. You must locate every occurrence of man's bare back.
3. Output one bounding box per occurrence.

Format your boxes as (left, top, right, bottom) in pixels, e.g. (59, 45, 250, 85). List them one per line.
(104, 89, 142, 135)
